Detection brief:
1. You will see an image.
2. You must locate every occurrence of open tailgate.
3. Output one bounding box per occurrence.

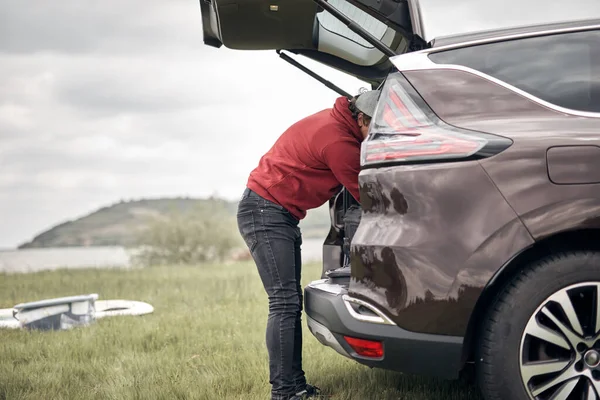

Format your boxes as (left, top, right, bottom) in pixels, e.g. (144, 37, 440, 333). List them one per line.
(199, 0, 424, 84)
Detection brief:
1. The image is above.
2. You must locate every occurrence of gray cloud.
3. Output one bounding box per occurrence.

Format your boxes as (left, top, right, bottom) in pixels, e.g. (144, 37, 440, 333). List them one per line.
(420, 0, 600, 40)
(0, 0, 202, 55)
(2, 0, 599, 248)
(0, 1, 362, 247)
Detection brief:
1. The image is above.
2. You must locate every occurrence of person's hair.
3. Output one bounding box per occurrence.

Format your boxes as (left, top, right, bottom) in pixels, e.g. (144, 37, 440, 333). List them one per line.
(349, 95, 371, 125)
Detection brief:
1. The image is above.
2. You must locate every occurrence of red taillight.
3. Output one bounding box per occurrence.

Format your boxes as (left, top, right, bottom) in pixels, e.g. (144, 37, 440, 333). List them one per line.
(361, 73, 508, 167)
(362, 130, 485, 165)
(343, 336, 384, 358)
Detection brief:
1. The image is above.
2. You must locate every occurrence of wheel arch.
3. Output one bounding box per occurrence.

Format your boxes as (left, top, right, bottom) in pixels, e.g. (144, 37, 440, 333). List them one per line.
(460, 228, 600, 367)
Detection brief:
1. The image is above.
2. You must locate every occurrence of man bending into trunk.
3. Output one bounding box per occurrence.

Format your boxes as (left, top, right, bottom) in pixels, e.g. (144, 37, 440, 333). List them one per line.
(237, 90, 379, 400)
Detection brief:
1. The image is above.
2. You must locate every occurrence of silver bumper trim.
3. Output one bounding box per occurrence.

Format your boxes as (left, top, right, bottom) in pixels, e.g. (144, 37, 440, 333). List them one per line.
(342, 294, 396, 326)
(307, 316, 350, 358)
(308, 279, 396, 326)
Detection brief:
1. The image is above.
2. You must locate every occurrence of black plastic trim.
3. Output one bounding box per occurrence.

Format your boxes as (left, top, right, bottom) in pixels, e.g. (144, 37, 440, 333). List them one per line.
(305, 283, 464, 379)
(199, 0, 223, 48)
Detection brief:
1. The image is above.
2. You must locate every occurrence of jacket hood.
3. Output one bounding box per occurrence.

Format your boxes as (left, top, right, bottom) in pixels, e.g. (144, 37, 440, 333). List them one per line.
(331, 97, 363, 142)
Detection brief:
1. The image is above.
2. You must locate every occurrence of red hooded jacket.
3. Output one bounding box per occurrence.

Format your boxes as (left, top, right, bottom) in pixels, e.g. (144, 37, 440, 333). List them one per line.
(247, 97, 363, 220)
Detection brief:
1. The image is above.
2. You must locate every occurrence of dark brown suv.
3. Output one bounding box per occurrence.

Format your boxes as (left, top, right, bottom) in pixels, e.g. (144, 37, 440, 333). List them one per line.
(200, 1, 600, 398)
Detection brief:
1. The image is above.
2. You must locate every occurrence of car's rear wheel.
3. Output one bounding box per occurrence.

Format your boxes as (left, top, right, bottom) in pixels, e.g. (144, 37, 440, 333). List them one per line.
(477, 252, 600, 400)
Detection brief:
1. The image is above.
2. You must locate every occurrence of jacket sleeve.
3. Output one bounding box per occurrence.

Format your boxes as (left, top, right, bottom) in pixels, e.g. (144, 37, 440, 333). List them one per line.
(322, 140, 361, 203)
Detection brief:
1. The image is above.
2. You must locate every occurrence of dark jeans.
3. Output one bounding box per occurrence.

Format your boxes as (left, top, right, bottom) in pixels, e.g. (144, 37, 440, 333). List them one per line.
(237, 188, 306, 400)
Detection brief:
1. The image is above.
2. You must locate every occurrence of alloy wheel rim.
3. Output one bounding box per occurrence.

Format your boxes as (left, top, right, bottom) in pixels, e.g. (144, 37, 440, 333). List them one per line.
(520, 282, 600, 400)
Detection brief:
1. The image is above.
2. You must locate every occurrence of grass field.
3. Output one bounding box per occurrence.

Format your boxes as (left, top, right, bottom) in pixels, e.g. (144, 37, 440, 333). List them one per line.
(0, 262, 482, 400)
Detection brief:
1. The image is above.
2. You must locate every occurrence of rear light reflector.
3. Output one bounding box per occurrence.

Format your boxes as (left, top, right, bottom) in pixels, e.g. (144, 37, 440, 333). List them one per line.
(343, 336, 384, 358)
(361, 72, 511, 168)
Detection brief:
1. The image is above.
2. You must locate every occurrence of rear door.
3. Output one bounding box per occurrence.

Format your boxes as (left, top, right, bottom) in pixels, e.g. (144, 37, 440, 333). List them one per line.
(200, 0, 423, 85)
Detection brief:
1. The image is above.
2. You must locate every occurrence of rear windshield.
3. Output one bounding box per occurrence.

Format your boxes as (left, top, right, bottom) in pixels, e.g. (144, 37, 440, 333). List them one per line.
(429, 30, 600, 113)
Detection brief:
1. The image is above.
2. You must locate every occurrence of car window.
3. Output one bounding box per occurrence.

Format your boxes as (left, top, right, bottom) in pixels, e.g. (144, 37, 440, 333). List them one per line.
(317, 0, 387, 48)
(429, 30, 600, 113)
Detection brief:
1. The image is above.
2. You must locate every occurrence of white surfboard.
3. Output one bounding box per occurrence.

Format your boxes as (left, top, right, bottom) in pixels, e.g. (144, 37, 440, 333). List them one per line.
(0, 297, 154, 330)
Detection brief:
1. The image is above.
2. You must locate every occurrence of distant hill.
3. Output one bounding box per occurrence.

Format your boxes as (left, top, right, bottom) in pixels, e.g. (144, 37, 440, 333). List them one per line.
(18, 197, 331, 249)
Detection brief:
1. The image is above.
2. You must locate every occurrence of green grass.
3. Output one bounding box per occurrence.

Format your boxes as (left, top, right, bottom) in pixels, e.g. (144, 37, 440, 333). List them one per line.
(0, 263, 482, 400)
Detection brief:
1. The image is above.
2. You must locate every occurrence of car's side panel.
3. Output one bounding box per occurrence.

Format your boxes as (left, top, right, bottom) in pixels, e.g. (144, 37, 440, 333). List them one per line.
(351, 68, 600, 337)
(404, 69, 600, 239)
(484, 152, 600, 239)
(349, 161, 533, 336)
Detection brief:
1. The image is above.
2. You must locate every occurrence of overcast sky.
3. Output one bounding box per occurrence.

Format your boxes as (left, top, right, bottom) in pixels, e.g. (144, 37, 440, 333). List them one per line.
(1, 0, 598, 248)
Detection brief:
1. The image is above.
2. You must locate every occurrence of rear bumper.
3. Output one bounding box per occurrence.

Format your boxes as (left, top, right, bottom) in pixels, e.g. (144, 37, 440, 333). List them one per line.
(305, 280, 464, 379)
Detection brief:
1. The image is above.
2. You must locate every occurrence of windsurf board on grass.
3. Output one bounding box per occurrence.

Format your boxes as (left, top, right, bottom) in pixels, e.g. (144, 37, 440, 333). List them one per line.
(0, 295, 154, 330)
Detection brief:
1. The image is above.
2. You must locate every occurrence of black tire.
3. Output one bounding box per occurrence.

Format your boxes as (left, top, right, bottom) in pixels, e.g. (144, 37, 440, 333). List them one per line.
(476, 251, 600, 400)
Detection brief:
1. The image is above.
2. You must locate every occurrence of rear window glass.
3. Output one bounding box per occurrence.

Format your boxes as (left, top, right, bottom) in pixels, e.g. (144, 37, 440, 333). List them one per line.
(429, 30, 600, 113)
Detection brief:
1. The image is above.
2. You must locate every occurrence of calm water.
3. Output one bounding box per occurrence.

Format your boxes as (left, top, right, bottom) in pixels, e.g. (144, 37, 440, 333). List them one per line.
(0, 246, 132, 274)
(0, 239, 324, 274)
